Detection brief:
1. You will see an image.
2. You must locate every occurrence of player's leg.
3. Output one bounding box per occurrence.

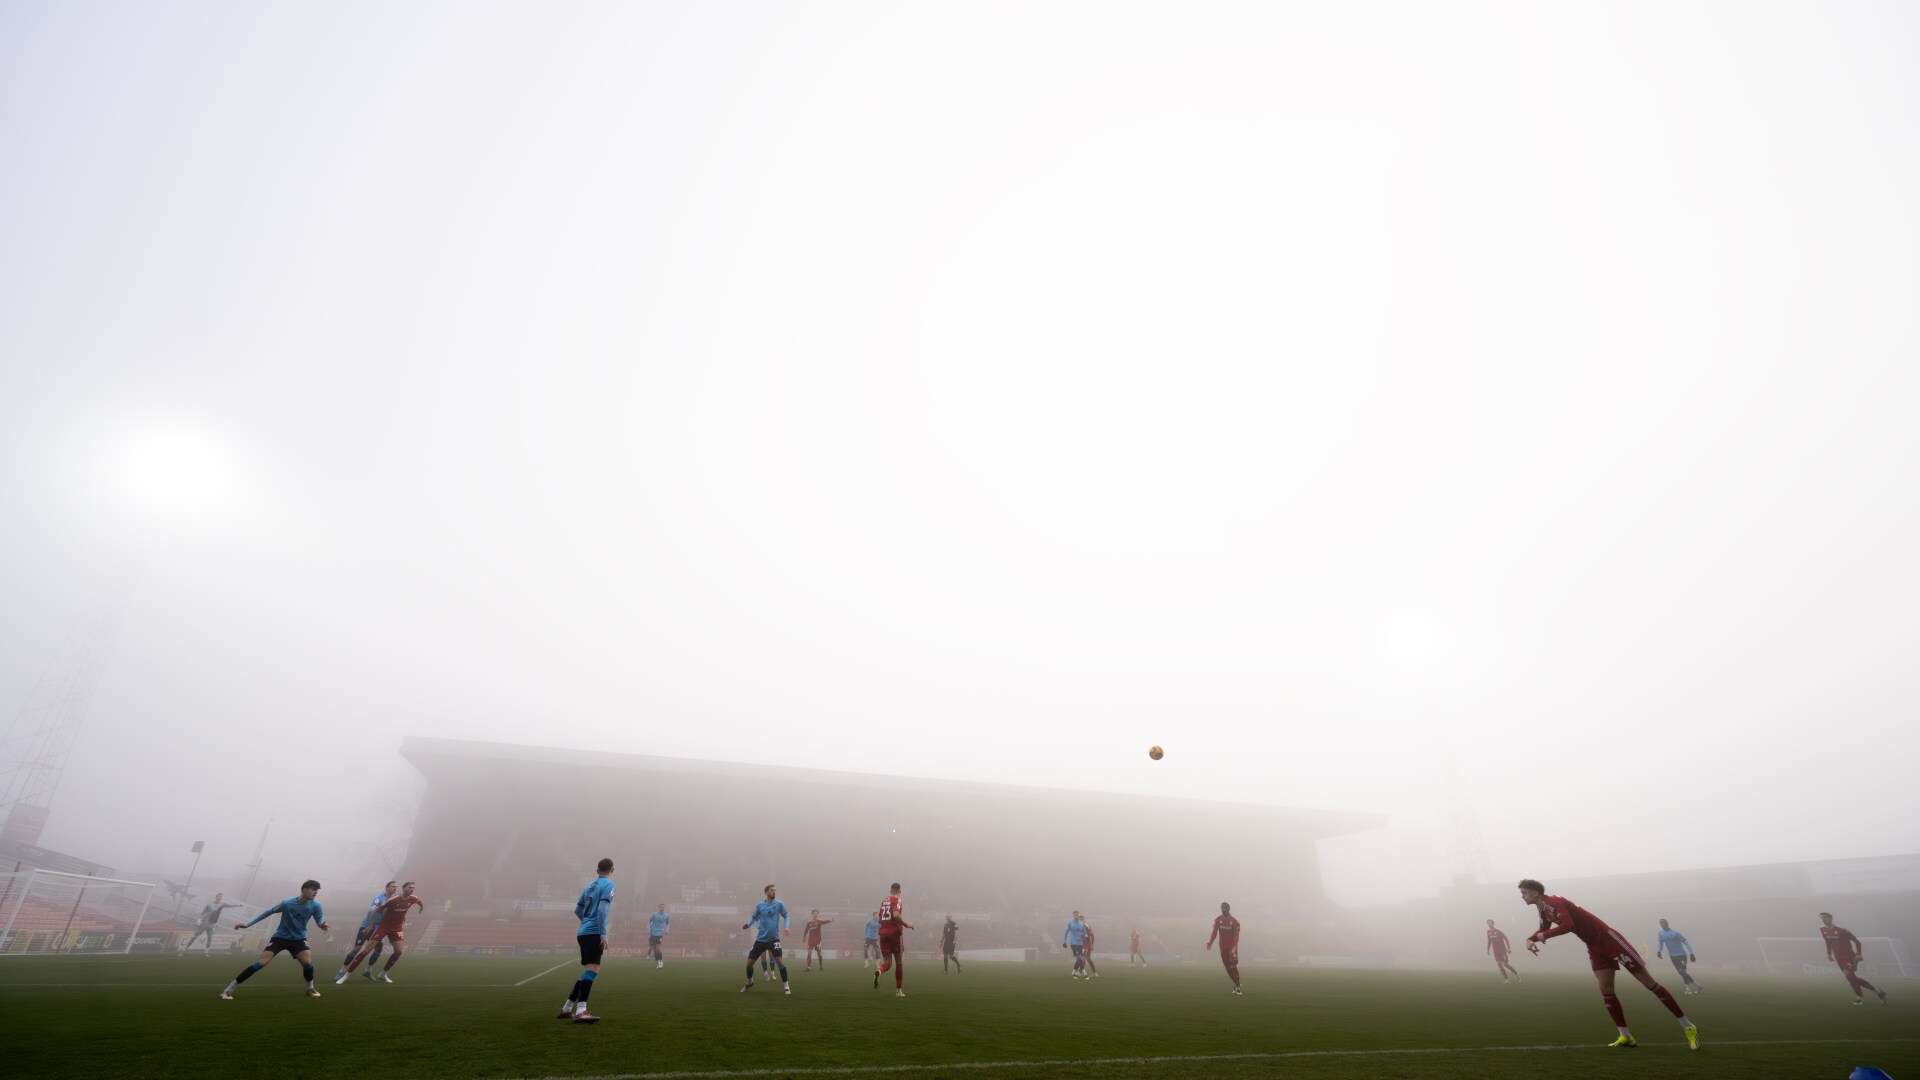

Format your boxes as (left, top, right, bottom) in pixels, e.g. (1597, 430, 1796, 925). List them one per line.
(565, 934, 603, 1021)
(1626, 960, 1697, 1047)
(744, 941, 762, 987)
(336, 937, 372, 982)
(1592, 966, 1634, 1043)
(379, 934, 404, 978)
(223, 943, 278, 997)
(772, 941, 790, 989)
(953, 947, 961, 972)
(1843, 965, 1883, 1001)
(892, 942, 905, 990)
(292, 946, 319, 994)
(1225, 943, 1241, 990)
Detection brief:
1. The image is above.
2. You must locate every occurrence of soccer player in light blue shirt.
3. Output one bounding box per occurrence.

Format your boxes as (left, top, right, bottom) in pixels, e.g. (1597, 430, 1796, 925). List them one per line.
(647, 904, 671, 968)
(560, 858, 615, 1023)
(1655, 919, 1701, 993)
(1063, 911, 1091, 979)
(864, 912, 882, 969)
(740, 884, 791, 994)
(221, 880, 329, 998)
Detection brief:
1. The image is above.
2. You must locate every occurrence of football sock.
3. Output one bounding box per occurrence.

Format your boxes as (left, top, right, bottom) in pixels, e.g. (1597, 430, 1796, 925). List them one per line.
(1650, 984, 1684, 1018)
(302, 963, 315, 984)
(1601, 991, 1627, 1027)
(1616, 1026, 1632, 1037)
(567, 979, 583, 1002)
(777, 963, 789, 981)
(234, 962, 263, 985)
(578, 970, 595, 1002)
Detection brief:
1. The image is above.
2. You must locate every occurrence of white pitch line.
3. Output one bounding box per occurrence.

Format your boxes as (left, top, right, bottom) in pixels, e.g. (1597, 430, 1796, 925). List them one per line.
(506, 1038, 1920, 1080)
(512, 959, 578, 987)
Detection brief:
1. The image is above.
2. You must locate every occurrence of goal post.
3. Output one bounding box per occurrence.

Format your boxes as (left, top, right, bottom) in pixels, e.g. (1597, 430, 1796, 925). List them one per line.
(1757, 936, 1916, 979)
(0, 869, 158, 956)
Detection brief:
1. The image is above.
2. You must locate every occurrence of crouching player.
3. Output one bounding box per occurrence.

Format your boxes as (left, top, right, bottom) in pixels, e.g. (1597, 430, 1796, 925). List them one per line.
(1519, 879, 1697, 1050)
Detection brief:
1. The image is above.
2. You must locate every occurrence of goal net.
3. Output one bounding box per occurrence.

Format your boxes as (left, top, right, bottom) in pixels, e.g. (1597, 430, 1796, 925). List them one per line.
(0, 870, 158, 956)
(1756, 936, 1916, 979)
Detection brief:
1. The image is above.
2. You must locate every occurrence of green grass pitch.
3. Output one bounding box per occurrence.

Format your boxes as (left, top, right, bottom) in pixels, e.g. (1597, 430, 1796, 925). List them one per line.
(0, 954, 1912, 1078)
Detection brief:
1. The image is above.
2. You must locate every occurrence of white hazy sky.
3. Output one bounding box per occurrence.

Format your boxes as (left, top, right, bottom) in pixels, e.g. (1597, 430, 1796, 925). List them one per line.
(2, 0, 1916, 905)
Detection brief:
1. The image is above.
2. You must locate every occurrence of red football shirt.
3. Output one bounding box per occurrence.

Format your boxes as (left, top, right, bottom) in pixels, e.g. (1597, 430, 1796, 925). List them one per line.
(804, 918, 828, 946)
(1207, 914, 1240, 948)
(878, 895, 906, 934)
(1821, 924, 1862, 964)
(1534, 895, 1616, 948)
(1488, 928, 1511, 956)
(376, 894, 423, 932)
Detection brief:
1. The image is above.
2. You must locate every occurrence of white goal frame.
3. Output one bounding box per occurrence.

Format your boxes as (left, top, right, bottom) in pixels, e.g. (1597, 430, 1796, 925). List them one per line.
(0, 869, 158, 956)
(1756, 936, 1916, 978)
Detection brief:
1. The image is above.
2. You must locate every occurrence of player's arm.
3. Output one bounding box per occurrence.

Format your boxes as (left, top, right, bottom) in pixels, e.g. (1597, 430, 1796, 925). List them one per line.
(314, 903, 328, 932)
(1528, 904, 1571, 943)
(237, 900, 283, 929)
(1205, 921, 1217, 950)
(1848, 930, 1864, 962)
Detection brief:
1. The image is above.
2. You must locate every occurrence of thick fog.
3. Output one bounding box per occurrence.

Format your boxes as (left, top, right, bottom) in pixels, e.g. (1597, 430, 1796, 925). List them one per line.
(2, 1, 1916, 915)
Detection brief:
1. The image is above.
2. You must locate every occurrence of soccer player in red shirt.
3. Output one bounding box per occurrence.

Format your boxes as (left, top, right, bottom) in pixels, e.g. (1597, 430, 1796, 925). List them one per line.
(1519, 879, 1697, 1050)
(1820, 912, 1889, 1005)
(872, 882, 913, 997)
(1129, 929, 1145, 966)
(335, 881, 424, 985)
(801, 909, 833, 971)
(1082, 923, 1101, 978)
(1486, 919, 1519, 983)
(1205, 901, 1242, 995)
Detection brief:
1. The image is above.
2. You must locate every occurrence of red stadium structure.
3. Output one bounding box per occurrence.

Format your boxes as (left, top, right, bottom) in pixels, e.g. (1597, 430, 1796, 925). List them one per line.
(395, 737, 1381, 960)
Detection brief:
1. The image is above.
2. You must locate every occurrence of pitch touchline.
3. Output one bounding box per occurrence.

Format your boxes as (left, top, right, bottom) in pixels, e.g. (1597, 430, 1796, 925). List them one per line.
(508, 1039, 1920, 1080)
(512, 960, 578, 987)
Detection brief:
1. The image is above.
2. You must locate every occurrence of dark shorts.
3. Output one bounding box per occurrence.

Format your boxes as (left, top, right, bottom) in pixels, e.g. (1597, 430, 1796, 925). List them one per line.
(647, 935, 663, 948)
(943, 942, 957, 955)
(265, 938, 309, 956)
(578, 934, 605, 966)
(878, 933, 903, 955)
(1668, 954, 1689, 972)
(747, 939, 784, 962)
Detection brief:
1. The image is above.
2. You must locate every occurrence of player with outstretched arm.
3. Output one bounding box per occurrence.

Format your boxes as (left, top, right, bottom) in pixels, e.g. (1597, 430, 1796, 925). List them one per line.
(221, 880, 329, 999)
(1519, 879, 1697, 1050)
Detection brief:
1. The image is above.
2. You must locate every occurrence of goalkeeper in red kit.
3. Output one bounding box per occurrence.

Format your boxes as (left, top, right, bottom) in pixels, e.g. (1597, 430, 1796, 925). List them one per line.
(1205, 902, 1242, 995)
(1519, 879, 1698, 1050)
(872, 882, 913, 996)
